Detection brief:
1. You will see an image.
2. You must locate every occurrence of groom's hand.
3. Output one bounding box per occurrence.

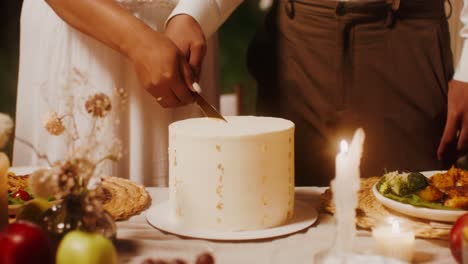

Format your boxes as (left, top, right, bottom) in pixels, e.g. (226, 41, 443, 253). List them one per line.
(165, 14, 207, 81)
(438, 80, 468, 160)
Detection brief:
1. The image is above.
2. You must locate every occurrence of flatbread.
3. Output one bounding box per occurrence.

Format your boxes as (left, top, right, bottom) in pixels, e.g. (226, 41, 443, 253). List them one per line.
(100, 176, 151, 221)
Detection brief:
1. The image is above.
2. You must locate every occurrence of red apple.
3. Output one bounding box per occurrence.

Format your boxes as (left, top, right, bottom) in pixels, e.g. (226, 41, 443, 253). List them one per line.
(0, 221, 54, 264)
(451, 213, 468, 263)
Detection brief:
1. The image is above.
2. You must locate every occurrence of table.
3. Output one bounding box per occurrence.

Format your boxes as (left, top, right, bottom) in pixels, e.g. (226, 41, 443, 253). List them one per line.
(116, 187, 453, 264)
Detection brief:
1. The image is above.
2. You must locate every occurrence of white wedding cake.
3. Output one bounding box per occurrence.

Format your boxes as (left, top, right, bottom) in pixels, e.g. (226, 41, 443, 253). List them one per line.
(168, 116, 295, 231)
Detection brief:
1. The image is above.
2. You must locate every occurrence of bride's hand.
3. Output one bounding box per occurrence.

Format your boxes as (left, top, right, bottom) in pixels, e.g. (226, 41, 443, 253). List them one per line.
(165, 15, 207, 81)
(129, 32, 195, 108)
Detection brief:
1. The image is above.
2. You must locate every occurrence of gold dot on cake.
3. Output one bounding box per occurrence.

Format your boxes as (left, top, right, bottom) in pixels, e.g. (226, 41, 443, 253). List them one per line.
(287, 211, 292, 219)
(173, 156, 178, 167)
(262, 195, 268, 206)
(289, 137, 292, 143)
(262, 175, 267, 184)
(217, 217, 222, 224)
(288, 152, 292, 159)
(216, 185, 223, 197)
(216, 145, 221, 152)
(216, 202, 224, 210)
(177, 207, 182, 217)
(261, 214, 269, 226)
(261, 143, 268, 152)
(217, 163, 224, 173)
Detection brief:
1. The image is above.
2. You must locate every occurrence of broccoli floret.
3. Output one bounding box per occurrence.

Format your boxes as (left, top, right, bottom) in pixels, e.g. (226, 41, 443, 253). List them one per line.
(377, 171, 424, 197)
(378, 171, 428, 197)
(407, 172, 428, 192)
(377, 176, 391, 194)
(391, 177, 410, 196)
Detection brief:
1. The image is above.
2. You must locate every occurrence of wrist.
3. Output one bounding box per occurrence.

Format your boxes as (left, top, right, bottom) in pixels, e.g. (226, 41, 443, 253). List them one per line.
(123, 27, 163, 62)
(166, 14, 199, 30)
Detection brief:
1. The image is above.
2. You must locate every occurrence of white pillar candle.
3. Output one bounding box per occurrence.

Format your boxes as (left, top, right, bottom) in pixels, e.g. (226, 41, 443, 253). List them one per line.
(335, 140, 349, 180)
(0, 152, 10, 229)
(372, 218, 415, 262)
(331, 129, 365, 253)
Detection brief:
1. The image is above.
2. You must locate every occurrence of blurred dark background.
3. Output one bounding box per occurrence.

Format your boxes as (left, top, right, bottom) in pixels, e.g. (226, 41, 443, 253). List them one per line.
(0, 1, 22, 118)
(0, 1, 265, 156)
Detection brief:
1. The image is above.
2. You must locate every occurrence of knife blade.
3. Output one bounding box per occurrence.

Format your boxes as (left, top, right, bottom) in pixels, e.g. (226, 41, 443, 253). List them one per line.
(192, 82, 227, 122)
(193, 92, 228, 122)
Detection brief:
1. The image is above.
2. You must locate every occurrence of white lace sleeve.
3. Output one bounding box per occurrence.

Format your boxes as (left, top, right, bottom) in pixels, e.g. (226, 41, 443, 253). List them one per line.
(165, 0, 243, 39)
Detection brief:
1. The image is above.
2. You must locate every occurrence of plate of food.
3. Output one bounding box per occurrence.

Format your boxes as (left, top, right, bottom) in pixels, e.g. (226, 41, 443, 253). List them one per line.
(372, 167, 468, 222)
(7, 166, 60, 217)
(7, 166, 47, 216)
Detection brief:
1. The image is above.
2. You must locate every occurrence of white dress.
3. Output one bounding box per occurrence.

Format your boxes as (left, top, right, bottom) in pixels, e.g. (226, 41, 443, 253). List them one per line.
(13, 0, 239, 186)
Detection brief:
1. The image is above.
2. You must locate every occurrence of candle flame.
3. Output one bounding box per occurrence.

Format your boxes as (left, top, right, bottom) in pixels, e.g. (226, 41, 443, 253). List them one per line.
(391, 219, 401, 233)
(340, 140, 349, 154)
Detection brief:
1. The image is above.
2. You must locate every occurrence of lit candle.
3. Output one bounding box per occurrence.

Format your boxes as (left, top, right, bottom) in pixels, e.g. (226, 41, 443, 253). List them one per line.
(335, 140, 349, 180)
(372, 218, 415, 262)
(0, 152, 10, 229)
(330, 129, 366, 255)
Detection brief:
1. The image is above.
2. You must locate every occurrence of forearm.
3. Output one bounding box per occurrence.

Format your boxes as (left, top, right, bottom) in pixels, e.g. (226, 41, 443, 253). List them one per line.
(45, 0, 156, 59)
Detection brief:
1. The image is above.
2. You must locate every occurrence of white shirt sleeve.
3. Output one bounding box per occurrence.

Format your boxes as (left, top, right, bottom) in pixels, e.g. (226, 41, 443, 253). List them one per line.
(166, 0, 243, 39)
(454, 0, 468, 82)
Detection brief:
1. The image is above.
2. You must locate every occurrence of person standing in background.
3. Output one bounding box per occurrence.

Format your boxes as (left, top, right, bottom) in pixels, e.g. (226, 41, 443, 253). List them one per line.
(13, 0, 242, 186)
(249, 0, 468, 186)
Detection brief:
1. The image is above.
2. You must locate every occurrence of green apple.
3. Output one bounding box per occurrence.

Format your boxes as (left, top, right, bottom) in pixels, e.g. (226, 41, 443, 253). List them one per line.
(16, 198, 52, 224)
(56, 230, 118, 264)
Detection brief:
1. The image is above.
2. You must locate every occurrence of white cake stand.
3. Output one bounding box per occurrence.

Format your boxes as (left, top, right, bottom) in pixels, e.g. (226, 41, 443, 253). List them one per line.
(146, 200, 318, 241)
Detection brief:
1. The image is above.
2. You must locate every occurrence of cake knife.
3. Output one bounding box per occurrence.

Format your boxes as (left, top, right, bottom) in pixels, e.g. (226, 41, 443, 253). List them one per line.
(192, 83, 228, 122)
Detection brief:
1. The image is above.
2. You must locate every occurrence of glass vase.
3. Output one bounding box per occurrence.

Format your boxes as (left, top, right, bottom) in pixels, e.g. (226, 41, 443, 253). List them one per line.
(41, 193, 116, 244)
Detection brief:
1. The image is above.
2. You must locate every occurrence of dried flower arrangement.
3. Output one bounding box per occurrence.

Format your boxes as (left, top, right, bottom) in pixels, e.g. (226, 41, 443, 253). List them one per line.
(14, 68, 128, 238)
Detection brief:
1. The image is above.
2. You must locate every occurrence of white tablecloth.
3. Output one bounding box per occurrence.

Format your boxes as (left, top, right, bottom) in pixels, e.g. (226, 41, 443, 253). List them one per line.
(116, 187, 453, 264)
